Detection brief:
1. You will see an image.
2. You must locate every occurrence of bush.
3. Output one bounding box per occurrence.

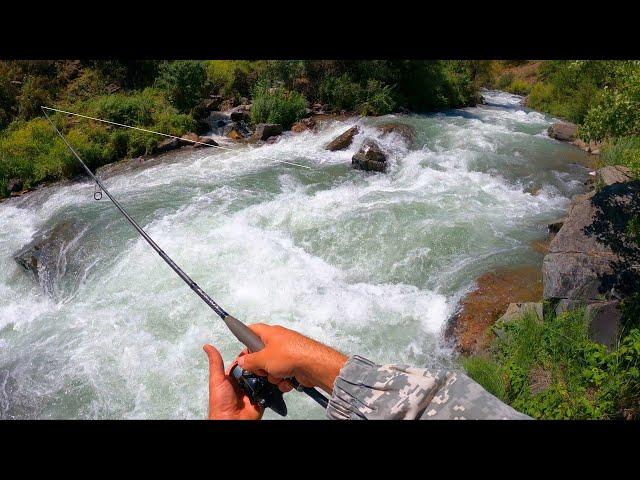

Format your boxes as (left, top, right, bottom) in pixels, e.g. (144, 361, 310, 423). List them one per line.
(250, 82, 307, 129)
(319, 74, 362, 112)
(17, 76, 52, 121)
(356, 80, 396, 116)
(464, 307, 640, 419)
(206, 60, 267, 99)
(600, 136, 640, 173)
(507, 79, 531, 96)
(496, 73, 515, 90)
(155, 60, 207, 112)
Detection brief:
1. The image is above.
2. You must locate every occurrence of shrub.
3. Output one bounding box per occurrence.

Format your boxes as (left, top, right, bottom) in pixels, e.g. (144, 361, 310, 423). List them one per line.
(155, 60, 207, 112)
(599, 136, 640, 173)
(496, 73, 515, 90)
(357, 80, 396, 116)
(319, 74, 362, 112)
(507, 79, 531, 96)
(250, 82, 307, 129)
(17, 76, 52, 121)
(464, 307, 640, 419)
(206, 60, 267, 99)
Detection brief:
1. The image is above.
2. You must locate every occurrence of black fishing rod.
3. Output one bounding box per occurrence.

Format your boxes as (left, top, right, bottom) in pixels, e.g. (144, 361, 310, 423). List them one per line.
(42, 106, 329, 416)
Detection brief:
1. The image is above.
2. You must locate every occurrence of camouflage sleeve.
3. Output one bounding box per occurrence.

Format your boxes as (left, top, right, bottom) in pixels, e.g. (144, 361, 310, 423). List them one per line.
(325, 355, 531, 420)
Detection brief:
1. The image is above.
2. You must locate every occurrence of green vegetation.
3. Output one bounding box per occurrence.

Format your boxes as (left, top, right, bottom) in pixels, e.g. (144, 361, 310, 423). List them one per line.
(463, 308, 640, 419)
(250, 82, 307, 130)
(0, 59, 488, 199)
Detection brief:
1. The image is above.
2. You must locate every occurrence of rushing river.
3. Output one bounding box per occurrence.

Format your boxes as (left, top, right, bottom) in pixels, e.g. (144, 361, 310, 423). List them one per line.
(0, 91, 589, 419)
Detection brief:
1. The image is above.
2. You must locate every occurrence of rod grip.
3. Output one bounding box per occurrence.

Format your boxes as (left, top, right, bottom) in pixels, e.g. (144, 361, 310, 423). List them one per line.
(223, 315, 265, 352)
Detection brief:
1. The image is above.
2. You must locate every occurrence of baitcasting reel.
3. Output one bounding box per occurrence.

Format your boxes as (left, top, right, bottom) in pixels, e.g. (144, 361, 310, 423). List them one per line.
(230, 364, 288, 417)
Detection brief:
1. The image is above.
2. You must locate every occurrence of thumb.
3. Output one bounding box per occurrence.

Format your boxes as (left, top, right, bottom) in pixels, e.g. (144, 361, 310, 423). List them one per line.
(203, 344, 225, 385)
(237, 350, 267, 373)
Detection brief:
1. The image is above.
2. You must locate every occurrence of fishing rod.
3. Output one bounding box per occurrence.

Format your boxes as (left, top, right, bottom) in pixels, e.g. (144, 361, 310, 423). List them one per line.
(41, 106, 329, 416)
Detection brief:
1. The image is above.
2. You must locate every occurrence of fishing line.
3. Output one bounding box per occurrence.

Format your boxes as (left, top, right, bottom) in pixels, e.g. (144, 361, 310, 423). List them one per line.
(41, 106, 312, 170)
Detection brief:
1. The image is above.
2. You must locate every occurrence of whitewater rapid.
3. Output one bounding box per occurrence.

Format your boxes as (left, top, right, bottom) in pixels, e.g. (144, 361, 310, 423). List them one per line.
(0, 91, 589, 419)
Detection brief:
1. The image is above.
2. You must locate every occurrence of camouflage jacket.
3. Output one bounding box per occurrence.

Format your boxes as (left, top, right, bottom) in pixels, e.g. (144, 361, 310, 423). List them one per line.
(326, 355, 531, 420)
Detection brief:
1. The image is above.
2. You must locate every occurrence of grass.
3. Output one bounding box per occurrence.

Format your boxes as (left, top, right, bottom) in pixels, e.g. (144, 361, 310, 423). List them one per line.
(600, 136, 640, 174)
(250, 82, 307, 130)
(463, 307, 640, 419)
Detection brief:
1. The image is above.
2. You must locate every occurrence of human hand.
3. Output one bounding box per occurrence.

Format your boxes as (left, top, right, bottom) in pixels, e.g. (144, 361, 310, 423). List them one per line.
(235, 324, 348, 394)
(203, 344, 263, 420)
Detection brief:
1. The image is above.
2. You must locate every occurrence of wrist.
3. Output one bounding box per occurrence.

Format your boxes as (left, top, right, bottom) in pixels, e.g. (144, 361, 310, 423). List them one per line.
(294, 339, 348, 394)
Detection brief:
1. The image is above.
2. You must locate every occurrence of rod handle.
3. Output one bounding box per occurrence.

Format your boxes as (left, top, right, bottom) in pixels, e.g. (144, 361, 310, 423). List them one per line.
(223, 315, 266, 352)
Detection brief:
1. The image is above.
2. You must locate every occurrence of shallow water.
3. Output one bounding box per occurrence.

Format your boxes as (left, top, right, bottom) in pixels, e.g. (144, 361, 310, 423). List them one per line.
(0, 91, 588, 419)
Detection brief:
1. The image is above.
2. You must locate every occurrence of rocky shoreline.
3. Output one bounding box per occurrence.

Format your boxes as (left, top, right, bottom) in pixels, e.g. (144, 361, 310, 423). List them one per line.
(446, 120, 639, 353)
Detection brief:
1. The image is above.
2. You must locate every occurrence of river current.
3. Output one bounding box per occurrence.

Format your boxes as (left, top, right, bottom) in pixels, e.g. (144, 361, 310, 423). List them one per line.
(0, 91, 589, 419)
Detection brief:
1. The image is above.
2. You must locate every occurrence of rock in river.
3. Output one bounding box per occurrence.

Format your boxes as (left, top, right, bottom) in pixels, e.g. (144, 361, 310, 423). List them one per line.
(376, 122, 415, 147)
(14, 219, 87, 296)
(253, 123, 283, 141)
(325, 126, 359, 151)
(548, 121, 577, 142)
(352, 140, 387, 172)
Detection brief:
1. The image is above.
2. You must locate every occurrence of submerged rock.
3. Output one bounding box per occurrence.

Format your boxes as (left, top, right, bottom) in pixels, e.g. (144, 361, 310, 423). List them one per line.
(325, 126, 359, 151)
(14, 219, 87, 296)
(376, 122, 415, 147)
(352, 140, 387, 172)
(253, 123, 283, 141)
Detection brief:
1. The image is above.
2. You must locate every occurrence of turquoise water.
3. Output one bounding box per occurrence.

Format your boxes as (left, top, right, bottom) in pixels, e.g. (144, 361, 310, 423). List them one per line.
(0, 91, 588, 419)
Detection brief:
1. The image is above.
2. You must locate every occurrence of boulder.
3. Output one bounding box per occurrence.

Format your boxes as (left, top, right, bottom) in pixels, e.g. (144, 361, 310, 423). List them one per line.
(230, 105, 251, 122)
(180, 132, 200, 145)
(325, 126, 359, 151)
(253, 123, 283, 141)
(585, 300, 621, 348)
(597, 165, 634, 186)
(224, 121, 252, 140)
(154, 137, 182, 154)
(376, 122, 415, 146)
(352, 140, 387, 172)
(193, 135, 219, 148)
(14, 219, 86, 296)
(219, 98, 237, 111)
(547, 218, 565, 236)
(548, 121, 577, 142)
(192, 97, 221, 120)
(542, 182, 640, 311)
(291, 118, 316, 133)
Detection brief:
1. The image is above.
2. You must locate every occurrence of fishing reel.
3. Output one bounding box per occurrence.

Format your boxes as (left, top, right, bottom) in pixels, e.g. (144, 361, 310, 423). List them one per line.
(230, 363, 288, 417)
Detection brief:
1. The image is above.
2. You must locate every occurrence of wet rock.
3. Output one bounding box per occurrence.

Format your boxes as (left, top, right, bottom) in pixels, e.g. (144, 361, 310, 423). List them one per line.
(193, 135, 219, 148)
(291, 117, 316, 133)
(352, 140, 387, 173)
(543, 182, 640, 311)
(7, 178, 23, 193)
(597, 165, 634, 186)
(376, 122, 415, 146)
(180, 132, 200, 145)
(548, 121, 577, 142)
(445, 266, 543, 355)
(154, 137, 182, 154)
(224, 121, 253, 140)
(548, 218, 565, 236)
(585, 300, 621, 348)
(325, 126, 359, 151)
(14, 220, 86, 295)
(253, 123, 283, 141)
(219, 98, 237, 111)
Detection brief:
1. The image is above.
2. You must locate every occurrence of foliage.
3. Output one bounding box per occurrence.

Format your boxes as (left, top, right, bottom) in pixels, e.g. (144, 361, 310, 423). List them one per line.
(599, 136, 640, 174)
(155, 61, 207, 112)
(250, 82, 307, 130)
(464, 308, 640, 419)
(206, 60, 267, 99)
(357, 80, 396, 116)
(319, 73, 363, 111)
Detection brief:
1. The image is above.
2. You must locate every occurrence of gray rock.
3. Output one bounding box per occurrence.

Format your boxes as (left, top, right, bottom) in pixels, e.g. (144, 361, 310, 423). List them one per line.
(223, 121, 253, 140)
(154, 137, 182, 154)
(597, 165, 634, 186)
(325, 126, 359, 151)
(253, 123, 283, 141)
(542, 182, 640, 310)
(192, 97, 221, 120)
(548, 121, 577, 142)
(352, 140, 387, 173)
(586, 301, 621, 348)
(14, 220, 87, 296)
